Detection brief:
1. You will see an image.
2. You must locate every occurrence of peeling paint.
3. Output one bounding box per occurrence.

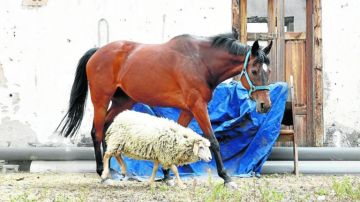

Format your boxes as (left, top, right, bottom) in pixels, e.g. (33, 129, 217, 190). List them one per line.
(0, 117, 38, 147)
(325, 122, 360, 147)
(323, 0, 360, 145)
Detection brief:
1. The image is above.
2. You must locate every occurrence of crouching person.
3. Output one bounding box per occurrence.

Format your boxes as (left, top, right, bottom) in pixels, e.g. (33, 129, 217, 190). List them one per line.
(101, 110, 212, 188)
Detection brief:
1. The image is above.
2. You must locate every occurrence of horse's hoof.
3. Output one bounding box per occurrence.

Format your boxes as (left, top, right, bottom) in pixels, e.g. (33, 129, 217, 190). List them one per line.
(165, 179, 175, 186)
(224, 181, 238, 189)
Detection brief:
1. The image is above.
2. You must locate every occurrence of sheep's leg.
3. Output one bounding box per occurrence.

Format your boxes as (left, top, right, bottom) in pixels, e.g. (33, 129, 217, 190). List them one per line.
(149, 161, 159, 188)
(115, 151, 127, 177)
(170, 165, 185, 189)
(101, 151, 112, 180)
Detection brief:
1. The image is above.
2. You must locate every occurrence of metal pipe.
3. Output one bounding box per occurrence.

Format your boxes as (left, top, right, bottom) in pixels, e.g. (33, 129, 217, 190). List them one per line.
(262, 161, 360, 174)
(0, 147, 94, 161)
(1, 147, 360, 161)
(269, 147, 360, 161)
(29, 160, 360, 175)
(30, 161, 96, 173)
(0, 147, 357, 174)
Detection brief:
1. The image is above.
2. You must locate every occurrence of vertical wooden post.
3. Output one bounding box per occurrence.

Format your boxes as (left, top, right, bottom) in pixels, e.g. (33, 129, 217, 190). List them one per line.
(231, 0, 240, 39)
(313, 0, 323, 146)
(239, 0, 247, 44)
(232, 0, 247, 81)
(306, 0, 315, 146)
(276, 0, 285, 81)
(268, 0, 277, 82)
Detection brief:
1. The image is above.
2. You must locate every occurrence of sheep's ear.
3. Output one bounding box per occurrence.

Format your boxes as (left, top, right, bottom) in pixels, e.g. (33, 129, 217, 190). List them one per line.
(204, 139, 211, 147)
(193, 142, 200, 156)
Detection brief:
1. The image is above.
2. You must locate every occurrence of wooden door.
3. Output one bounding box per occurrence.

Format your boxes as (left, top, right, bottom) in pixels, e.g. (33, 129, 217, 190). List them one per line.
(232, 0, 323, 146)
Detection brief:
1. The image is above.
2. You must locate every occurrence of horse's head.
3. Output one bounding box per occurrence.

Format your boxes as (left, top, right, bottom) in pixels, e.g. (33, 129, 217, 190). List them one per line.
(240, 40, 272, 113)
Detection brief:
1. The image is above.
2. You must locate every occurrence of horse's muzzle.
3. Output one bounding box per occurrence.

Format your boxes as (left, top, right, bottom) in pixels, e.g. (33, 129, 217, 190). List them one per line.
(257, 101, 271, 113)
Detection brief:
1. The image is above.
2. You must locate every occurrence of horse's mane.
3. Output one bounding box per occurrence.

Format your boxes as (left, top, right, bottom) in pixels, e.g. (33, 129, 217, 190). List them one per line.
(210, 33, 250, 56)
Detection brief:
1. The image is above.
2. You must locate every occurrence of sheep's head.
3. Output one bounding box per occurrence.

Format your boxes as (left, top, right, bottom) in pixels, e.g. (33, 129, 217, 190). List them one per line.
(193, 139, 212, 162)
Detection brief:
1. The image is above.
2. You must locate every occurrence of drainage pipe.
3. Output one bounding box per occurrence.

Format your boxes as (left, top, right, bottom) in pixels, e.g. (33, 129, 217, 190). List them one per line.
(1, 147, 360, 161)
(262, 161, 360, 174)
(29, 160, 360, 175)
(0, 147, 94, 161)
(268, 147, 360, 161)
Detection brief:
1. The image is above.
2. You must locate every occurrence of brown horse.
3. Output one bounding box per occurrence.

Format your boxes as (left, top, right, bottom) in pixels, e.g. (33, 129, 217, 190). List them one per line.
(57, 33, 272, 188)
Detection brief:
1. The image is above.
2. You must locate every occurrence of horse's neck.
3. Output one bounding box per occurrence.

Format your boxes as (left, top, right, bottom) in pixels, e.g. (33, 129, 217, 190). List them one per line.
(200, 46, 245, 87)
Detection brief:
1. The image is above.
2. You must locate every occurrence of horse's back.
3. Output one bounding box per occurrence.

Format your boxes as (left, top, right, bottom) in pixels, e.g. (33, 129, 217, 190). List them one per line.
(86, 36, 210, 109)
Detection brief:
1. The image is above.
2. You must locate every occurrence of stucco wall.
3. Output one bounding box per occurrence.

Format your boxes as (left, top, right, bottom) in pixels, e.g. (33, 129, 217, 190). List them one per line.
(322, 0, 360, 146)
(1, 0, 359, 147)
(0, 0, 231, 146)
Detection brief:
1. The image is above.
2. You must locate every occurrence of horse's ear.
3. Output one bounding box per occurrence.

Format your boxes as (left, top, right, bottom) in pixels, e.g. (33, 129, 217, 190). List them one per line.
(263, 41, 273, 55)
(251, 40, 260, 55)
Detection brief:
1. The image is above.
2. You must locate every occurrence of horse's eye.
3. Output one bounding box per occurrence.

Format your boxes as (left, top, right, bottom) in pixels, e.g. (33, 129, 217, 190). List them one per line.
(251, 70, 258, 76)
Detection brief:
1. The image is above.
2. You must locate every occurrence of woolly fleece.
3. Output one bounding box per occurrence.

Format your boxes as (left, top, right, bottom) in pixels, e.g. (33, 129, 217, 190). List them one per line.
(105, 110, 210, 169)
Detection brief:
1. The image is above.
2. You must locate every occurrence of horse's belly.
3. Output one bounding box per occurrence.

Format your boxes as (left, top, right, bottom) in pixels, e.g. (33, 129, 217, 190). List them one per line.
(120, 76, 187, 108)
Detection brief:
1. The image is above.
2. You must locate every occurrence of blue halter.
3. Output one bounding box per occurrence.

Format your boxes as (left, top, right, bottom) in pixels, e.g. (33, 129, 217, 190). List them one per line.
(239, 51, 270, 96)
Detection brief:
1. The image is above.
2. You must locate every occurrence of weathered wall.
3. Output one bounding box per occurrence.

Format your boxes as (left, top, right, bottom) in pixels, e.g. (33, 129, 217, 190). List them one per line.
(322, 0, 360, 146)
(0, 0, 231, 146)
(1, 0, 359, 147)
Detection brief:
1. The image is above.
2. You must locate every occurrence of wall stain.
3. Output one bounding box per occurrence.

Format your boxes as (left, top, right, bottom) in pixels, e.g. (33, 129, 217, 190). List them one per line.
(0, 117, 38, 147)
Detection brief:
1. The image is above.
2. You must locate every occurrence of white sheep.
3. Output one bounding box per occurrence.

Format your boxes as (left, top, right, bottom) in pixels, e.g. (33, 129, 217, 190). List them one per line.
(101, 110, 212, 187)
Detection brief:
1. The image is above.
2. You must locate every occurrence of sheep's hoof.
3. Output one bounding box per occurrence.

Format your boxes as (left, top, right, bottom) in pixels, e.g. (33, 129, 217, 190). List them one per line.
(224, 181, 238, 189)
(101, 178, 117, 185)
(165, 179, 175, 186)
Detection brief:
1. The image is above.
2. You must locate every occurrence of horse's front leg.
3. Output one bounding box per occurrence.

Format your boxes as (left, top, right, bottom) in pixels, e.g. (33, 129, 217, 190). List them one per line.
(190, 100, 237, 189)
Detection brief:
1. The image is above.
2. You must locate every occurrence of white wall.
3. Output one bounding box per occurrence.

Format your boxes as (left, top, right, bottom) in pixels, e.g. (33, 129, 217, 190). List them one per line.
(322, 0, 360, 146)
(1, 0, 360, 147)
(0, 0, 231, 146)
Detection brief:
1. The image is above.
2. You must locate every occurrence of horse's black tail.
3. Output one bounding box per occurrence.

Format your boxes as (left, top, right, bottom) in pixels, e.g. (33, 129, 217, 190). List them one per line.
(56, 48, 98, 138)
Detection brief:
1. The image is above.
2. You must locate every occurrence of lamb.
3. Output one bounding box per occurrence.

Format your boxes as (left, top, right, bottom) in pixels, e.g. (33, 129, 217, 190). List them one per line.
(101, 110, 212, 187)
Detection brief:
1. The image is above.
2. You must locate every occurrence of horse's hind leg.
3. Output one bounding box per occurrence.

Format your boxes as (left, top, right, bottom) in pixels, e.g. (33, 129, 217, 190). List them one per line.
(102, 92, 136, 152)
(92, 97, 111, 176)
(101, 90, 135, 177)
(91, 124, 104, 176)
(104, 92, 136, 132)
